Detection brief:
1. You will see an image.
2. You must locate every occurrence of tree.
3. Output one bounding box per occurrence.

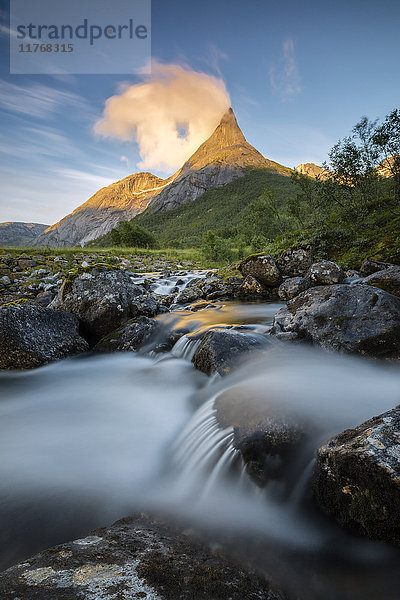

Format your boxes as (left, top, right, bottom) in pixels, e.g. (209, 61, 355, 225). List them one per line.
(373, 109, 400, 202)
(110, 221, 157, 248)
(240, 189, 287, 242)
(201, 231, 234, 263)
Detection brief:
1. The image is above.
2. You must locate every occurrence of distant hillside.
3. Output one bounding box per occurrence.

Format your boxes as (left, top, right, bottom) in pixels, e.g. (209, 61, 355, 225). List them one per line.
(0, 222, 49, 247)
(90, 168, 297, 248)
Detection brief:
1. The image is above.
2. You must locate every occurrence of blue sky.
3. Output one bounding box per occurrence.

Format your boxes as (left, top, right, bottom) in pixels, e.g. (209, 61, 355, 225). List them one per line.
(0, 0, 399, 224)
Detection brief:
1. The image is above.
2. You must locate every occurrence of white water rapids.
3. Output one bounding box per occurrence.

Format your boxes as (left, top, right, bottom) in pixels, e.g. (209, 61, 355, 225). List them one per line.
(0, 291, 400, 599)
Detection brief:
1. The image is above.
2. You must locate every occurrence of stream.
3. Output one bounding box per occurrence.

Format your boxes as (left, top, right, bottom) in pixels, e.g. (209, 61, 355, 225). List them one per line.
(1, 271, 400, 599)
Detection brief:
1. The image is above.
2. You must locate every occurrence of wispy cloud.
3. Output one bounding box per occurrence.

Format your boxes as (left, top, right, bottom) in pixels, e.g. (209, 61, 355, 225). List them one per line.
(51, 168, 116, 190)
(270, 38, 302, 101)
(0, 81, 90, 119)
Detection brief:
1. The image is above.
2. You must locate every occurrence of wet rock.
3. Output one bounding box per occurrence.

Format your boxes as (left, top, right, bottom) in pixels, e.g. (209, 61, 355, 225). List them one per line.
(239, 254, 282, 287)
(363, 266, 400, 298)
(130, 294, 169, 318)
(272, 284, 400, 357)
(192, 328, 271, 376)
(175, 285, 203, 304)
(237, 274, 266, 297)
(0, 514, 283, 600)
(175, 276, 240, 304)
(359, 259, 392, 276)
(0, 303, 89, 369)
(312, 405, 400, 546)
(50, 270, 145, 342)
(276, 244, 312, 277)
(93, 316, 159, 353)
(309, 261, 345, 285)
(215, 385, 308, 487)
(278, 277, 310, 301)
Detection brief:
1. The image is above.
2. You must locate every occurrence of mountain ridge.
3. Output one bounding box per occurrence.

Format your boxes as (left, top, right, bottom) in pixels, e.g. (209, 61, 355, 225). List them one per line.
(0, 222, 49, 247)
(34, 108, 291, 247)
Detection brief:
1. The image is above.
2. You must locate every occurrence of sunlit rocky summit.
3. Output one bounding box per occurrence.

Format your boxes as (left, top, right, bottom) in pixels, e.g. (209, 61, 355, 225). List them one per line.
(34, 108, 290, 247)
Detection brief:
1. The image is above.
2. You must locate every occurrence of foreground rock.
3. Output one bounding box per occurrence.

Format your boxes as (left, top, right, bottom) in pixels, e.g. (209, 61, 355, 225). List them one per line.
(192, 329, 271, 376)
(0, 514, 284, 600)
(363, 265, 400, 298)
(215, 385, 308, 486)
(0, 302, 88, 369)
(50, 270, 161, 342)
(239, 254, 282, 287)
(313, 406, 400, 546)
(93, 316, 159, 353)
(272, 284, 400, 357)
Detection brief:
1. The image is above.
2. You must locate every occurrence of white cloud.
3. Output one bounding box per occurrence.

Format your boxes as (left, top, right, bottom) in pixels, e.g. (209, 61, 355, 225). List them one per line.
(95, 61, 230, 173)
(270, 38, 302, 101)
(0, 81, 90, 119)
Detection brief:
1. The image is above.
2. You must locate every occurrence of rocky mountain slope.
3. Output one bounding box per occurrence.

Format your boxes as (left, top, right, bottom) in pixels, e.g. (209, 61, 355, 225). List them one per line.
(34, 109, 290, 247)
(0, 222, 49, 247)
(295, 163, 329, 179)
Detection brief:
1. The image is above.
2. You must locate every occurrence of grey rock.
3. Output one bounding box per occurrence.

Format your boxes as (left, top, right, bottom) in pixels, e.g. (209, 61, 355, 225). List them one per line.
(363, 265, 400, 298)
(359, 259, 392, 276)
(278, 277, 310, 301)
(237, 274, 266, 297)
(214, 385, 308, 487)
(130, 294, 168, 318)
(0, 303, 89, 369)
(272, 284, 400, 357)
(309, 261, 345, 285)
(50, 270, 145, 342)
(239, 254, 282, 287)
(35, 290, 56, 306)
(0, 514, 282, 600)
(192, 328, 271, 376)
(313, 405, 400, 546)
(93, 316, 159, 353)
(276, 245, 312, 277)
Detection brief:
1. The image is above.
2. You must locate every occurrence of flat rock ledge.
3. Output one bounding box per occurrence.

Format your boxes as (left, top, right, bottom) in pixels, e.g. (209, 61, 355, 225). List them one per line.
(0, 514, 285, 600)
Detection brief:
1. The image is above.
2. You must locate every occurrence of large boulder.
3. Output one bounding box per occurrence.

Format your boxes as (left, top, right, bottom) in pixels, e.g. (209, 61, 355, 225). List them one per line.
(272, 284, 400, 357)
(309, 261, 345, 285)
(93, 316, 159, 353)
(276, 245, 312, 277)
(50, 270, 150, 342)
(363, 266, 400, 298)
(278, 277, 310, 301)
(0, 302, 88, 369)
(192, 329, 271, 376)
(0, 514, 283, 600)
(239, 254, 282, 287)
(214, 385, 308, 486)
(312, 406, 400, 546)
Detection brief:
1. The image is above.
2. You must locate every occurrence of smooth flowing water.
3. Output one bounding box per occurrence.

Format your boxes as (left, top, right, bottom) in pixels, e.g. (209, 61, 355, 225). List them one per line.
(1, 281, 400, 599)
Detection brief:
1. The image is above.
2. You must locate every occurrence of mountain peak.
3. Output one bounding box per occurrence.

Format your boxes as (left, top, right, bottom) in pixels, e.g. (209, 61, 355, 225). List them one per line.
(178, 107, 250, 173)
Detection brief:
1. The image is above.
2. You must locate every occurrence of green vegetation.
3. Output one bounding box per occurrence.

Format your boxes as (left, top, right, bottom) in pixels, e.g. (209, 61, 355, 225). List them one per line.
(109, 221, 157, 248)
(132, 168, 298, 247)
